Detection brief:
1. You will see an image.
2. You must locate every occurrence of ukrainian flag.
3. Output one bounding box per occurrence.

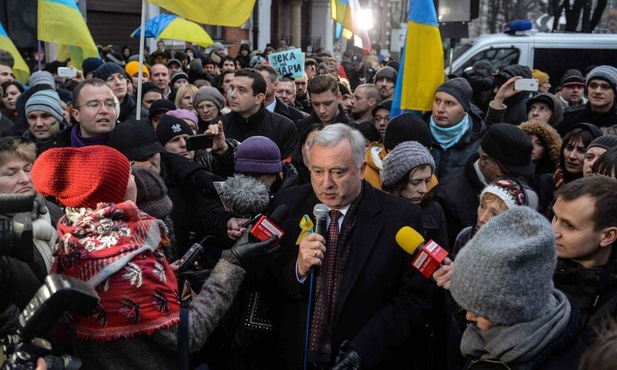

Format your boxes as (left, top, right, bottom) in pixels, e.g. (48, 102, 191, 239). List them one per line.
(38, 0, 99, 69)
(331, 0, 371, 51)
(147, 0, 256, 27)
(391, 0, 444, 117)
(0, 23, 30, 84)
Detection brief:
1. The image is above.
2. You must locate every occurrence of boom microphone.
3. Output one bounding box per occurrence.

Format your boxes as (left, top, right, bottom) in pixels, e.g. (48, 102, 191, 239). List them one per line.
(219, 174, 270, 216)
(249, 204, 290, 246)
(396, 226, 448, 278)
(313, 204, 329, 237)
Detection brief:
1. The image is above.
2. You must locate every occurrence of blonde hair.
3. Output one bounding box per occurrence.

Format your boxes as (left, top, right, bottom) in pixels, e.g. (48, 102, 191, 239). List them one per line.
(175, 84, 198, 109)
(0, 138, 36, 166)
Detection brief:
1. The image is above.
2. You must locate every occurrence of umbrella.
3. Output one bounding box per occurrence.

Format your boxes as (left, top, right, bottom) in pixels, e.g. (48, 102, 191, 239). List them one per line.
(131, 14, 214, 48)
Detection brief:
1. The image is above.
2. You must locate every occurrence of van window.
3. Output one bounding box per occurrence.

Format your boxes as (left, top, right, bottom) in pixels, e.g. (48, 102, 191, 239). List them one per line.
(533, 48, 617, 88)
(449, 47, 520, 76)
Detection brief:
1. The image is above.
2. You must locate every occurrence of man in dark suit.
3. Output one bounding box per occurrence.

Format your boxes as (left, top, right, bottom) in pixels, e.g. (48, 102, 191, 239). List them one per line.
(266, 123, 435, 369)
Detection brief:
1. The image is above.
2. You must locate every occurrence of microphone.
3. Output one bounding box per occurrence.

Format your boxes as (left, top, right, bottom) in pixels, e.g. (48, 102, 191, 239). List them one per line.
(396, 226, 449, 278)
(313, 203, 329, 237)
(249, 204, 290, 246)
(219, 174, 270, 216)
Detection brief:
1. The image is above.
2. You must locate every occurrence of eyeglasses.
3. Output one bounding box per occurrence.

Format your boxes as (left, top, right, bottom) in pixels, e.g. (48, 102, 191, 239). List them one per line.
(76, 100, 116, 110)
(196, 103, 217, 111)
(374, 115, 389, 123)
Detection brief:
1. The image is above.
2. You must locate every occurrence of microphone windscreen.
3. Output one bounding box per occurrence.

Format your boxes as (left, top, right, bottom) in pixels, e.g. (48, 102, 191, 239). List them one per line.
(313, 203, 328, 219)
(269, 204, 290, 225)
(396, 226, 425, 255)
(220, 174, 270, 216)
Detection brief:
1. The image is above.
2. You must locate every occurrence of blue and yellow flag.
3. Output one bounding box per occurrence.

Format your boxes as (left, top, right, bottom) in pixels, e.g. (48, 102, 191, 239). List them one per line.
(0, 23, 29, 84)
(147, 0, 256, 27)
(391, 0, 444, 117)
(38, 0, 99, 69)
(331, 0, 371, 51)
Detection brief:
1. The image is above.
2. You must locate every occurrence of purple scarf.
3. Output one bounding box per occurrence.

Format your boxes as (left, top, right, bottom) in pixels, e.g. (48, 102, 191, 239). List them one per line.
(70, 125, 111, 148)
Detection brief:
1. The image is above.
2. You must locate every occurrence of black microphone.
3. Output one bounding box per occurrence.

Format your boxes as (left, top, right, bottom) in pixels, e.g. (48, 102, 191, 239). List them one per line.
(249, 204, 290, 246)
(313, 203, 328, 237)
(219, 174, 270, 216)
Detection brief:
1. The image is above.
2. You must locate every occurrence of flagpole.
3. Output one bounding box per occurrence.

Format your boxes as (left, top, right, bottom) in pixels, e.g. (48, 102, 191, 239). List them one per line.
(136, 0, 148, 120)
(37, 40, 42, 71)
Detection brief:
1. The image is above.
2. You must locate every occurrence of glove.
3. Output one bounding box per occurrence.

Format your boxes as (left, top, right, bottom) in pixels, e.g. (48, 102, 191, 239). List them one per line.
(230, 227, 279, 266)
(31, 193, 48, 219)
(332, 340, 363, 370)
(178, 267, 212, 294)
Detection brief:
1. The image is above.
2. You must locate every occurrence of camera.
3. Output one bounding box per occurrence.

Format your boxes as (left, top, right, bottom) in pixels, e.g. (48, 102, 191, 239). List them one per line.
(0, 195, 34, 262)
(56, 68, 76, 78)
(0, 274, 99, 370)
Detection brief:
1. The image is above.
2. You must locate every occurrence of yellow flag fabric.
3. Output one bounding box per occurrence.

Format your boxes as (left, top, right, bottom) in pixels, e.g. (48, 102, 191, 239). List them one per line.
(38, 0, 99, 69)
(0, 23, 30, 84)
(147, 0, 256, 27)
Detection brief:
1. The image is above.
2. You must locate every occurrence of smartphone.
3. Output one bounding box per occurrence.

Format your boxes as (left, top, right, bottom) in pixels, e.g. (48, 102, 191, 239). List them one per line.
(514, 78, 538, 92)
(186, 134, 213, 151)
(57, 67, 77, 78)
(177, 243, 204, 272)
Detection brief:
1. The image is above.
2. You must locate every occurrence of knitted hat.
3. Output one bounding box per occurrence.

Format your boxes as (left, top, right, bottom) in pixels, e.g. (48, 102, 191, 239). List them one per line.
(235, 136, 282, 174)
(156, 114, 193, 146)
(108, 120, 164, 161)
(560, 69, 585, 87)
(25, 90, 64, 124)
(93, 62, 127, 81)
(450, 207, 557, 325)
(381, 141, 435, 187)
(170, 71, 189, 85)
(532, 69, 549, 85)
(586, 65, 617, 94)
(383, 112, 432, 150)
(587, 135, 617, 151)
(31, 145, 130, 209)
(374, 66, 398, 84)
(494, 64, 532, 87)
(166, 109, 198, 125)
(212, 42, 225, 52)
(141, 81, 162, 96)
(189, 58, 203, 73)
(472, 59, 493, 76)
(82, 57, 104, 77)
(372, 99, 392, 117)
(148, 98, 176, 120)
(125, 61, 149, 77)
(166, 58, 182, 68)
(28, 70, 55, 88)
(202, 58, 217, 67)
(193, 86, 225, 110)
(481, 123, 534, 175)
(480, 177, 538, 210)
(436, 78, 473, 112)
(132, 166, 173, 219)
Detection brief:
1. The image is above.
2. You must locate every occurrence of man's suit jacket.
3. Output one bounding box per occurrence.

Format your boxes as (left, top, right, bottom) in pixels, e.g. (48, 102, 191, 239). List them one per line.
(265, 181, 434, 369)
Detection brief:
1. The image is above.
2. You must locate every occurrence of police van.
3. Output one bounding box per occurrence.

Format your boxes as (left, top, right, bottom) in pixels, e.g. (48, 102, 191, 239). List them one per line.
(445, 21, 617, 84)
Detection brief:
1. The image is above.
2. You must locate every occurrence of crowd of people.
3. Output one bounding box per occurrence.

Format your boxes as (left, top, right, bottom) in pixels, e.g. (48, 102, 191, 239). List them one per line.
(0, 38, 617, 370)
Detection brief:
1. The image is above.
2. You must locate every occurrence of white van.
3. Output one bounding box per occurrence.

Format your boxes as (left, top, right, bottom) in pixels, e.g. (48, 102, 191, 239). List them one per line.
(445, 30, 617, 84)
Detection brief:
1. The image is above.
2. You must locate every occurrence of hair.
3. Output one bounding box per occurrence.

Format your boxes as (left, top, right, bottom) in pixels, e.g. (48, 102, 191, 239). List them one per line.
(356, 84, 382, 103)
(309, 123, 365, 169)
(592, 146, 617, 178)
(254, 64, 278, 83)
(0, 138, 36, 167)
(278, 77, 296, 94)
(72, 78, 109, 107)
(0, 50, 15, 68)
(219, 55, 235, 68)
(560, 126, 597, 178)
(579, 317, 617, 370)
(193, 79, 211, 89)
(1, 81, 25, 111)
(355, 120, 381, 143)
(601, 125, 617, 136)
(234, 68, 266, 96)
(174, 84, 198, 108)
(556, 176, 617, 231)
(308, 74, 339, 96)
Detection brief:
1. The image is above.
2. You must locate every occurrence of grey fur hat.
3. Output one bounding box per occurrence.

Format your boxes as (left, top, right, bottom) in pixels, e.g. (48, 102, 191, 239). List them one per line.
(450, 206, 557, 325)
(381, 141, 434, 187)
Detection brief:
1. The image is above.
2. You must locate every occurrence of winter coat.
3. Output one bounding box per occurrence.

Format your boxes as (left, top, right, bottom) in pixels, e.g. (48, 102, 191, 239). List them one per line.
(295, 104, 355, 137)
(560, 101, 617, 136)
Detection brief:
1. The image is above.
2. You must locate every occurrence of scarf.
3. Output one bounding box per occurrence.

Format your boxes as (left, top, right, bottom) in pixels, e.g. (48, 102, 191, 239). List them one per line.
(460, 290, 571, 370)
(429, 113, 470, 151)
(118, 95, 136, 122)
(70, 124, 111, 148)
(53, 201, 180, 341)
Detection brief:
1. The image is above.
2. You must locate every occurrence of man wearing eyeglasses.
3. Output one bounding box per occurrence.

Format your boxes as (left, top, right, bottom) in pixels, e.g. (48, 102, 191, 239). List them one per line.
(67, 79, 118, 147)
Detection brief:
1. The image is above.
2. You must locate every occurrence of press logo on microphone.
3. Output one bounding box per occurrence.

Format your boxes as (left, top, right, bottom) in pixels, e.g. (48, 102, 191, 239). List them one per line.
(411, 240, 447, 278)
(250, 215, 285, 246)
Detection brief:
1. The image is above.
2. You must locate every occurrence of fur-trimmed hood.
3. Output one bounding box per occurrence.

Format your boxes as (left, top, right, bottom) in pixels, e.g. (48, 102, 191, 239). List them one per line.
(519, 120, 562, 174)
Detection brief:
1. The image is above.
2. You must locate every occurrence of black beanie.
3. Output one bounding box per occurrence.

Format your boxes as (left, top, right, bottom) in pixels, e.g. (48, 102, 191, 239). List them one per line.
(156, 114, 193, 146)
(383, 112, 432, 151)
(436, 78, 473, 112)
(93, 62, 127, 81)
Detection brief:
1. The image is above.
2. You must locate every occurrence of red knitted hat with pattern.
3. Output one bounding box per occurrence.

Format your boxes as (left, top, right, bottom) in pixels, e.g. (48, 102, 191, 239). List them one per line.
(31, 145, 130, 209)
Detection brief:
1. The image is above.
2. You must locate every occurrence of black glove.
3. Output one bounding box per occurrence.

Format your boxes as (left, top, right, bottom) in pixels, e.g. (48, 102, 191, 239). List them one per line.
(177, 266, 212, 294)
(31, 193, 48, 219)
(230, 228, 279, 266)
(332, 340, 363, 370)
